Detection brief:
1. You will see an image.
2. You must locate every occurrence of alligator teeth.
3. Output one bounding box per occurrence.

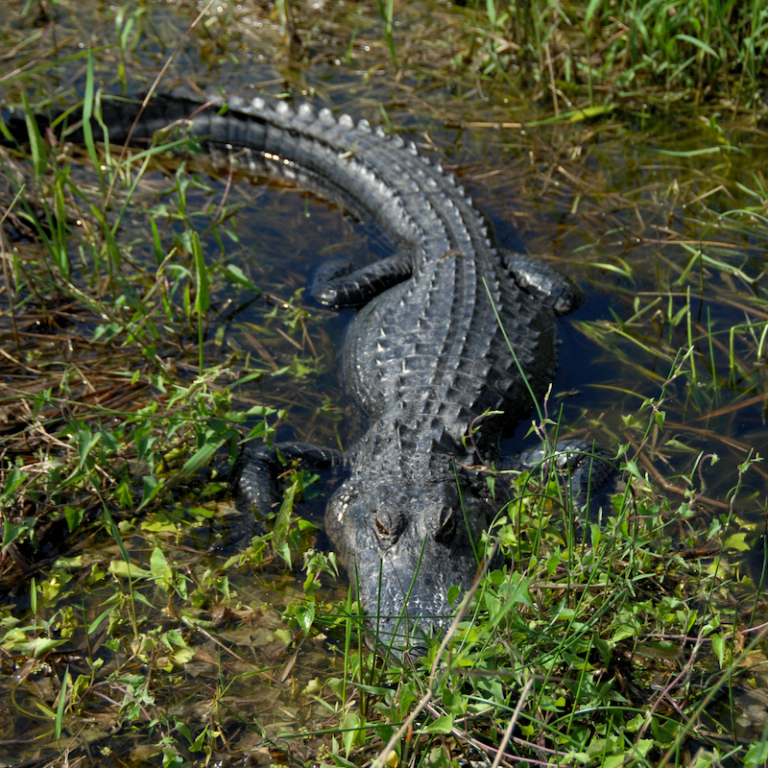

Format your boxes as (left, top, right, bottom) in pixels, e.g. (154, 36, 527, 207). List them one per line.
(375, 126, 386, 138)
(297, 102, 315, 120)
(228, 95, 245, 110)
(391, 135, 404, 148)
(275, 100, 291, 116)
(408, 141, 418, 156)
(357, 118, 371, 133)
(319, 107, 335, 125)
(251, 96, 266, 111)
(339, 114, 354, 129)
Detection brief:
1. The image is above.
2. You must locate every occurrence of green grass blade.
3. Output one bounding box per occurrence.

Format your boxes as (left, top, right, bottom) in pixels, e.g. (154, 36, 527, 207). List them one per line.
(55, 666, 69, 740)
(82, 53, 100, 174)
(21, 93, 47, 177)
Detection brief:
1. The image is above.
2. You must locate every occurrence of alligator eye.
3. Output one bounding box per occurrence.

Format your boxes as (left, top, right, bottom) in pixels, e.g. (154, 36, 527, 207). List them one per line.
(374, 508, 405, 542)
(437, 507, 456, 539)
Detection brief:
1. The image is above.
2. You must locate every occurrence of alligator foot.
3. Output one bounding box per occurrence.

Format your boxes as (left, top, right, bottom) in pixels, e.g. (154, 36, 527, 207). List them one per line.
(501, 249, 585, 317)
(235, 442, 347, 512)
(311, 252, 412, 309)
(506, 438, 617, 529)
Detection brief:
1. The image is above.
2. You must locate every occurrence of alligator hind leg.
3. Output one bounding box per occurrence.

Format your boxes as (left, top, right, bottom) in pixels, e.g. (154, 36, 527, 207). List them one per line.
(236, 442, 347, 512)
(501, 250, 584, 317)
(312, 252, 412, 310)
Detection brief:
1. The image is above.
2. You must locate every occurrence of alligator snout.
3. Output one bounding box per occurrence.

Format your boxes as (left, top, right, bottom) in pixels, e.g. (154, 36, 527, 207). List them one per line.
(325, 477, 492, 657)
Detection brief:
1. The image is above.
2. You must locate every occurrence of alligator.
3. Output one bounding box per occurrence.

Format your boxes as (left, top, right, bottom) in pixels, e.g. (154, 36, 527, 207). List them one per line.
(5, 93, 613, 656)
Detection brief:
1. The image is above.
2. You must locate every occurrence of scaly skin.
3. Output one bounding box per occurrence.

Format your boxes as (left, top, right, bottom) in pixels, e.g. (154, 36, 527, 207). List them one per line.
(7, 93, 607, 656)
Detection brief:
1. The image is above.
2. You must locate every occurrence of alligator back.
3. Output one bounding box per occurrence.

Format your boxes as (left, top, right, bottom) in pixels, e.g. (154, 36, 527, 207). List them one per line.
(77, 93, 558, 454)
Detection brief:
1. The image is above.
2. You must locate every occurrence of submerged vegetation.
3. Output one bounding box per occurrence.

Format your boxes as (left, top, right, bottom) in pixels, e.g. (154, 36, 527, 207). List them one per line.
(1, 0, 768, 766)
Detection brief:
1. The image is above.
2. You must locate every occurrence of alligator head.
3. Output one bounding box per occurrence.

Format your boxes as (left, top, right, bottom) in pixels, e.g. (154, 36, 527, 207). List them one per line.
(325, 472, 493, 657)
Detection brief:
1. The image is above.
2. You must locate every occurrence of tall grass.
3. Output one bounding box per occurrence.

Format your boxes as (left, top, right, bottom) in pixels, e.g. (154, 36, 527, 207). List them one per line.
(460, 0, 768, 109)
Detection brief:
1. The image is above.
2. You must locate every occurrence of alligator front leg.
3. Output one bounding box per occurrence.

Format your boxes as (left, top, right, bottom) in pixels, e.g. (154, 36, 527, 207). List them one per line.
(500, 249, 585, 317)
(236, 442, 347, 512)
(311, 252, 412, 309)
(506, 439, 616, 527)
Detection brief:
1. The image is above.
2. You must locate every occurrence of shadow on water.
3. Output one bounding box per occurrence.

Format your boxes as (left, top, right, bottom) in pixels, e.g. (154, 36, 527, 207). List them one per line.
(3, 0, 768, 762)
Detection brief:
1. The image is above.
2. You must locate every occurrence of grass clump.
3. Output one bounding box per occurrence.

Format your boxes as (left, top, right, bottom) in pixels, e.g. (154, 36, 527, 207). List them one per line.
(372, 0, 768, 112)
(293, 411, 767, 768)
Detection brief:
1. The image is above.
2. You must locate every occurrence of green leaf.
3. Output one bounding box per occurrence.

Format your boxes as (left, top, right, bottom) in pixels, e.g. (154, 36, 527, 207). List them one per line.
(64, 506, 84, 533)
(0, 114, 14, 143)
(341, 710, 361, 757)
(82, 53, 100, 173)
(273, 477, 301, 565)
(295, 600, 315, 633)
(55, 667, 69, 739)
(193, 231, 209, 314)
(138, 475, 163, 511)
(108, 560, 150, 580)
(745, 739, 768, 767)
(610, 624, 637, 643)
(188, 506, 215, 519)
(15, 637, 66, 658)
(675, 34, 719, 59)
(2, 518, 36, 553)
(442, 690, 468, 715)
(172, 646, 195, 665)
(711, 633, 725, 668)
(724, 532, 750, 551)
(131, 590, 155, 608)
(621, 458, 645, 482)
(1, 466, 26, 502)
(584, 0, 602, 24)
(88, 605, 115, 635)
(224, 264, 262, 293)
(421, 715, 454, 734)
(181, 439, 227, 476)
(77, 429, 101, 470)
(175, 719, 193, 745)
(21, 92, 47, 176)
(150, 547, 172, 589)
(190, 726, 208, 752)
(274, 628, 292, 646)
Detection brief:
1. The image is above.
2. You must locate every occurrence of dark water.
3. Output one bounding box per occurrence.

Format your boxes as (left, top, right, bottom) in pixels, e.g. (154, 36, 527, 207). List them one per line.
(2, 0, 768, 762)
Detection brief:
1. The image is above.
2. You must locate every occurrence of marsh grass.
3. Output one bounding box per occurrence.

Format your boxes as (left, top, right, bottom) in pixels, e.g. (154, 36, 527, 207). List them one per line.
(2, 0, 768, 766)
(454, 0, 768, 111)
